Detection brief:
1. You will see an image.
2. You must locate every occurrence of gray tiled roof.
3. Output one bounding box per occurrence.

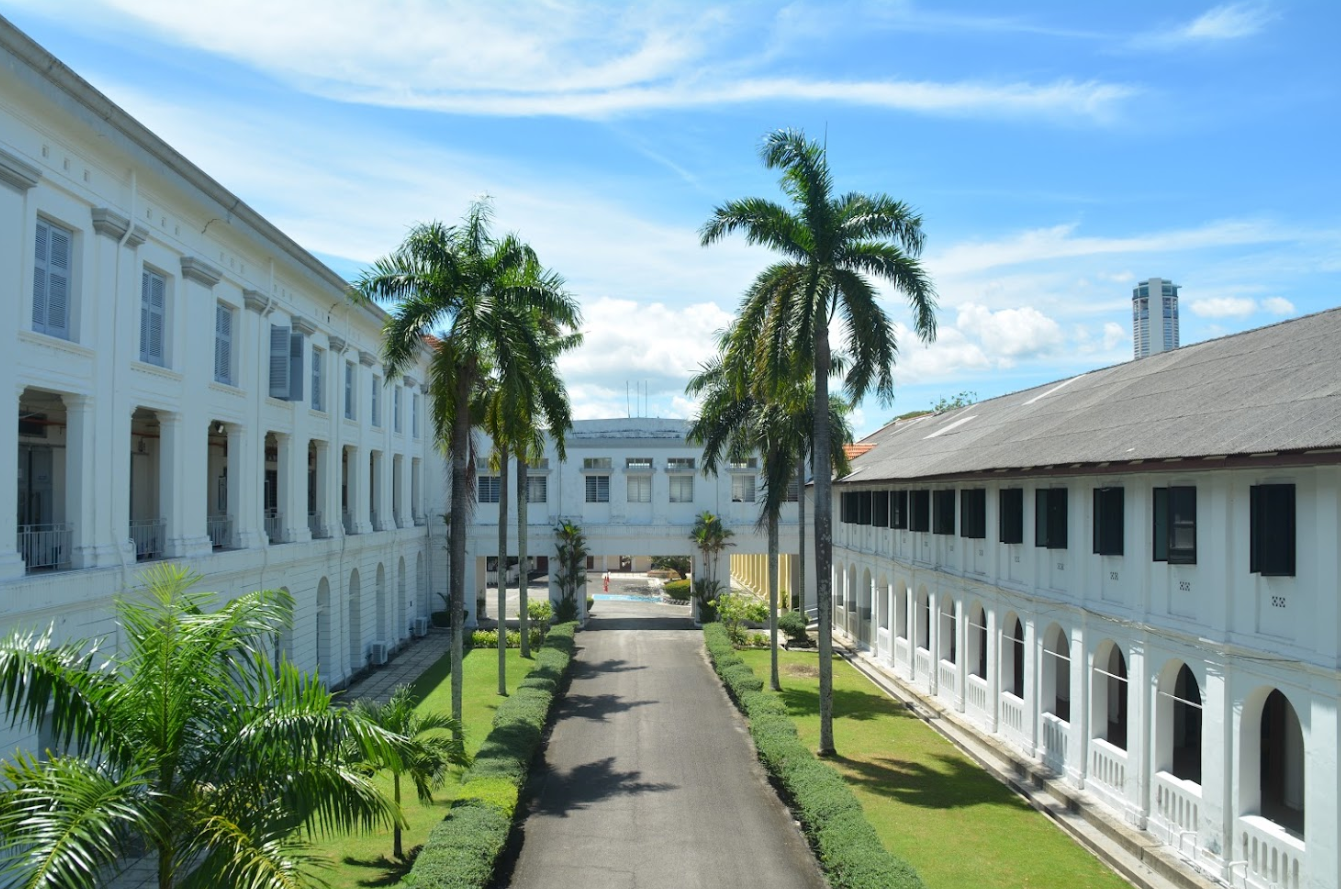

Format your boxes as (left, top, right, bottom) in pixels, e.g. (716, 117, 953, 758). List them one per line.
(844, 307, 1341, 484)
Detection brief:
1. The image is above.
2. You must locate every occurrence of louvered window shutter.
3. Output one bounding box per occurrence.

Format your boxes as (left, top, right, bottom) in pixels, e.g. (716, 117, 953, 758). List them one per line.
(371, 378, 380, 426)
(35, 221, 73, 338)
(141, 270, 166, 365)
(345, 363, 355, 419)
(269, 325, 291, 398)
(311, 347, 323, 410)
(214, 304, 232, 383)
(289, 332, 304, 402)
(32, 222, 48, 330)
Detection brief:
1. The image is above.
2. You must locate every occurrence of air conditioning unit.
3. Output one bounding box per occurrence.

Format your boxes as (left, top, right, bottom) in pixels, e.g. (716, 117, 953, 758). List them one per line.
(413, 616, 429, 638)
(369, 641, 389, 667)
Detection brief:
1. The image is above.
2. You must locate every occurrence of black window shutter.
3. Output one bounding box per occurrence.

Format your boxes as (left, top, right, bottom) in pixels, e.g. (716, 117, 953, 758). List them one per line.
(1153, 488, 1168, 561)
(1035, 489, 1049, 547)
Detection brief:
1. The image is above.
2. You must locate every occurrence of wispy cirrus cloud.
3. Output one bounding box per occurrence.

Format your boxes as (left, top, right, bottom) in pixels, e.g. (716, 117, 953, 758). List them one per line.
(1138, 2, 1276, 48)
(12, 0, 1135, 122)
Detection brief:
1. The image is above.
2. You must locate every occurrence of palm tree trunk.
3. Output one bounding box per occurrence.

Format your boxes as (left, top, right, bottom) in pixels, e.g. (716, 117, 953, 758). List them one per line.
(796, 454, 806, 614)
(449, 371, 472, 730)
(768, 509, 780, 692)
(813, 319, 835, 757)
(157, 839, 173, 889)
(497, 444, 509, 696)
(393, 772, 404, 859)
(517, 455, 530, 658)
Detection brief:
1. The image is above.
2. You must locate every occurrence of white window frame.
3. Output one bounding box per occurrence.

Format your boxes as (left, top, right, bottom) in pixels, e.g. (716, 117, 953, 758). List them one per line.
(214, 301, 234, 385)
(393, 386, 402, 433)
(412, 393, 421, 438)
(478, 475, 500, 504)
(344, 362, 356, 420)
(669, 475, 694, 503)
(140, 267, 168, 366)
(311, 346, 325, 411)
(33, 218, 73, 340)
(731, 475, 756, 503)
(526, 475, 547, 503)
(585, 475, 610, 503)
(371, 376, 381, 427)
(627, 475, 651, 503)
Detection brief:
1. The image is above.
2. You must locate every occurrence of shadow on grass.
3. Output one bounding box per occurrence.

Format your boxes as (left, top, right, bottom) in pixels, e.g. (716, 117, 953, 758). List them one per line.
(531, 756, 677, 816)
(777, 683, 909, 723)
(340, 845, 421, 887)
(406, 646, 485, 702)
(834, 751, 1035, 813)
(561, 692, 656, 722)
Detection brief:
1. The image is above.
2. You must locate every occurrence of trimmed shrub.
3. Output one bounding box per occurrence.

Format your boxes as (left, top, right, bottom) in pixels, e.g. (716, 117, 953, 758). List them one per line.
(469, 628, 546, 649)
(778, 610, 809, 645)
(403, 621, 578, 889)
(701, 623, 926, 889)
(662, 579, 692, 601)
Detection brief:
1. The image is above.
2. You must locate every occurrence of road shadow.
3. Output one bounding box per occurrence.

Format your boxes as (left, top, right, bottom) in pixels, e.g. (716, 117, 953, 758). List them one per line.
(340, 847, 419, 886)
(587, 615, 696, 631)
(560, 692, 656, 722)
(836, 751, 1035, 812)
(573, 657, 646, 676)
(530, 756, 677, 816)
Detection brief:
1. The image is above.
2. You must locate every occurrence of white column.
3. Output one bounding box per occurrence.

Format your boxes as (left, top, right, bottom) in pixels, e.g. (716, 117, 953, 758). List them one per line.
(1024, 616, 1039, 758)
(351, 444, 371, 534)
(1069, 625, 1088, 786)
(985, 605, 1000, 732)
(0, 388, 26, 579)
(62, 395, 99, 568)
(954, 598, 967, 712)
(1129, 637, 1151, 828)
(230, 424, 263, 550)
(1202, 659, 1229, 874)
(928, 590, 939, 695)
(312, 440, 332, 538)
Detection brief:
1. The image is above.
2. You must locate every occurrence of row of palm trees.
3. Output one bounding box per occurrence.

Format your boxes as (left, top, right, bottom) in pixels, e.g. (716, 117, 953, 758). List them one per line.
(693, 129, 938, 754)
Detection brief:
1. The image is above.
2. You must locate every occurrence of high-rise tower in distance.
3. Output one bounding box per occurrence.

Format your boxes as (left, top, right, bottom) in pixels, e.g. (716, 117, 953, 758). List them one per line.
(1132, 277, 1179, 358)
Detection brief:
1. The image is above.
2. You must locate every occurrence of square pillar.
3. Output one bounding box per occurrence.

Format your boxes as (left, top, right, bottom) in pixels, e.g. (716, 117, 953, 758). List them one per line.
(985, 606, 1000, 732)
(62, 394, 100, 568)
(0, 388, 26, 580)
(349, 444, 371, 535)
(280, 432, 310, 543)
(312, 440, 333, 539)
(160, 413, 211, 558)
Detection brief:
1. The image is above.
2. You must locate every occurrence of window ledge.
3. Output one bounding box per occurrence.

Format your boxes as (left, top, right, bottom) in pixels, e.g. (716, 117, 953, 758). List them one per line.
(132, 360, 183, 382)
(309, 407, 328, 417)
(209, 381, 245, 398)
(19, 329, 95, 359)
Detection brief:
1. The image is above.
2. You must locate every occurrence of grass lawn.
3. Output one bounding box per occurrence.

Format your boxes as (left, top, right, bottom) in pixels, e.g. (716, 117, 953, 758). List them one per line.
(737, 649, 1129, 889)
(308, 646, 537, 889)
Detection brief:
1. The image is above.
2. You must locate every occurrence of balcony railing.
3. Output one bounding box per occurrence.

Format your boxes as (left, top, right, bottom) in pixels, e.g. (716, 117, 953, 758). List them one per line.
(207, 515, 233, 550)
(264, 509, 283, 544)
(914, 646, 931, 680)
(1152, 770, 1201, 844)
(937, 659, 957, 700)
(966, 673, 989, 716)
(308, 511, 327, 539)
(18, 523, 72, 572)
(1042, 712, 1069, 773)
(129, 518, 166, 561)
(1000, 691, 1027, 749)
(1238, 814, 1304, 889)
(894, 636, 910, 672)
(1088, 737, 1128, 812)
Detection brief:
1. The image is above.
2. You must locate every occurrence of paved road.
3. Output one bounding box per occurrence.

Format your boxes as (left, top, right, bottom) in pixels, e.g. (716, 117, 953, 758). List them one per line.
(505, 588, 824, 889)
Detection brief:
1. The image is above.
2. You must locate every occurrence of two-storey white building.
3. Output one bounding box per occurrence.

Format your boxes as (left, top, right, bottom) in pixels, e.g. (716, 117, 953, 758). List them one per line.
(831, 309, 1341, 889)
(466, 418, 804, 618)
(0, 16, 446, 762)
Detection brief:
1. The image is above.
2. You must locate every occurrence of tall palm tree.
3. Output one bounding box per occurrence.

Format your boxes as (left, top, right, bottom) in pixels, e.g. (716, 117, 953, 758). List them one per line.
(350, 685, 467, 860)
(688, 510, 734, 619)
(357, 200, 581, 727)
(688, 326, 852, 691)
(701, 129, 937, 755)
(0, 564, 402, 889)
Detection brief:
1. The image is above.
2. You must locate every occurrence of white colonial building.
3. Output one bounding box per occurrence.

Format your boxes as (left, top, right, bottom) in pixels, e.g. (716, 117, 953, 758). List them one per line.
(831, 309, 1341, 889)
(467, 418, 804, 619)
(0, 15, 447, 760)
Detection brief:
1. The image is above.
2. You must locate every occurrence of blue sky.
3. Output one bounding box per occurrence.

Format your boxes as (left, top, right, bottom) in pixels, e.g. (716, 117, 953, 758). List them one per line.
(3, 1, 1337, 436)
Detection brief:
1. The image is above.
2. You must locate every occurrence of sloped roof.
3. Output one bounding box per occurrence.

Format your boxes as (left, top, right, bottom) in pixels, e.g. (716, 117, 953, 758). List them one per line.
(844, 307, 1341, 484)
(844, 443, 876, 461)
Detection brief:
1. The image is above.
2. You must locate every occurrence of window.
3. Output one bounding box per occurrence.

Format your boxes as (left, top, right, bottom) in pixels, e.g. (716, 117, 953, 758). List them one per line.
(585, 475, 610, 503)
(728, 458, 758, 469)
(669, 475, 694, 503)
(960, 489, 986, 539)
(626, 457, 653, 469)
(269, 324, 304, 401)
(526, 475, 548, 503)
(140, 268, 167, 366)
(371, 378, 381, 427)
(1250, 483, 1295, 576)
(310, 346, 324, 410)
(627, 475, 651, 503)
(857, 491, 872, 525)
(909, 490, 930, 532)
(932, 490, 956, 535)
(731, 475, 756, 503)
(784, 478, 799, 502)
(393, 386, 402, 432)
(872, 490, 889, 526)
(478, 475, 500, 504)
(1152, 486, 1196, 564)
(840, 491, 855, 523)
(411, 393, 420, 437)
(214, 302, 234, 384)
(583, 457, 612, 471)
(33, 219, 72, 339)
(1092, 487, 1124, 556)
(1035, 488, 1068, 549)
(891, 490, 908, 529)
(344, 363, 356, 419)
(999, 488, 1024, 544)
(667, 457, 695, 471)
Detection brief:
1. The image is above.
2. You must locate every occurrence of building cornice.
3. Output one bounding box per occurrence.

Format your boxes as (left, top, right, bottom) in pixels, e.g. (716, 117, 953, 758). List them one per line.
(327, 335, 347, 353)
(0, 144, 40, 191)
(359, 350, 376, 367)
(90, 207, 147, 247)
(180, 257, 222, 288)
(243, 290, 268, 314)
(291, 315, 317, 336)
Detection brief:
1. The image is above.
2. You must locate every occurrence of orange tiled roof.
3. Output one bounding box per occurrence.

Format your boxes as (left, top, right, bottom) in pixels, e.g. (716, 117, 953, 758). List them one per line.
(844, 443, 875, 460)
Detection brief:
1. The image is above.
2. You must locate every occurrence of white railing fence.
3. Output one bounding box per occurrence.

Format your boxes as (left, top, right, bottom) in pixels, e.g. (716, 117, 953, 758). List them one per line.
(1088, 737, 1128, 811)
(18, 523, 72, 572)
(264, 509, 284, 543)
(966, 673, 989, 716)
(914, 647, 931, 681)
(1042, 712, 1069, 772)
(129, 518, 165, 561)
(1152, 771, 1202, 851)
(1237, 815, 1304, 889)
(938, 660, 957, 699)
(207, 515, 233, 549)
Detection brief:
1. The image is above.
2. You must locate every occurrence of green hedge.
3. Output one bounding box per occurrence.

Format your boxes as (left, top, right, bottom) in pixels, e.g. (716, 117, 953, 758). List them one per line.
(662, 579, 692, 601)
(703, 623, 925, 889)
(403, 622, 578, 888)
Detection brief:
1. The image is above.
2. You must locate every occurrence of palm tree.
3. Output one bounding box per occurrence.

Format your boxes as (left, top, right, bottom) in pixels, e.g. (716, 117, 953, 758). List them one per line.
(350, 685, 467, 860)
(552, 519, 589, 623)
(0, 564, 402, 889)
(688, 510, 734, 619)
(688, 327, 853, 691)
(701, 129, 937, 755)
(357, 200, 581, 727)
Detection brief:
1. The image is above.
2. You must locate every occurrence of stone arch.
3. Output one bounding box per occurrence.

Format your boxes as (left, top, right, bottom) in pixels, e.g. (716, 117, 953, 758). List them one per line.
(315, 577, 332, 684)
(1156, 659, 1203, 784)
(1041, 623, 1071, 721)
(876, 573, 890, 632)
(967, 601, 987, 679)
(1239, 685, 1305, 834)
(895, 579, 909, 640)
(1002, 612, 1025, 699)
(938, 594, 957, 664)
(915, 585, 930, 650)
(1090, 640, 1129, 750)
(348, 568, 363, 673)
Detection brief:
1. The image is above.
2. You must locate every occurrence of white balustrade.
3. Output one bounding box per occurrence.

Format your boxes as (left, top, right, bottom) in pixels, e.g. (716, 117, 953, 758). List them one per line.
(1238, 815, 1304, 889)
(1152, 771, 1201, 849)
(999, 691, 1027, 750)
(938, 659, 957, 699)
(966, 673, 988, 716)
(1042, 712, 1069, 772)
(894, 637, 910, 671)
(17, 523, 72, 572)
(914, 647, 931, 680)
(1088, 737, 1128, 812)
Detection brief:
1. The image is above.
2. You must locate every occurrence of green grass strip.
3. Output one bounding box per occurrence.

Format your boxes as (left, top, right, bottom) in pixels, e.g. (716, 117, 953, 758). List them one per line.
(703, 623, 926, 889)
(403, 622, 578, 889)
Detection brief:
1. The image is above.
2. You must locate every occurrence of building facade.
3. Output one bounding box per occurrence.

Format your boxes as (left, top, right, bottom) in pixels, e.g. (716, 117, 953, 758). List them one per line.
(0, 17, 446, 760)
(832, 310, 1340, 889)
(1133, 276, 1180, 358)
(466, 418, 804, 618)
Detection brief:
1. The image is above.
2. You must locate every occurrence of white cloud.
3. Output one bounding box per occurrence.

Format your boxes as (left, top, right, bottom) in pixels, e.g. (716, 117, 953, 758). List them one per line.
(1140, 2, 1275, 48)
(15, 0, 1134, 122)
(1187, 296, 1258, 318)
(955, 304, 1064, 361)
(1261, 296, 1296, 315)
(1102, 322, 1127, 351)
